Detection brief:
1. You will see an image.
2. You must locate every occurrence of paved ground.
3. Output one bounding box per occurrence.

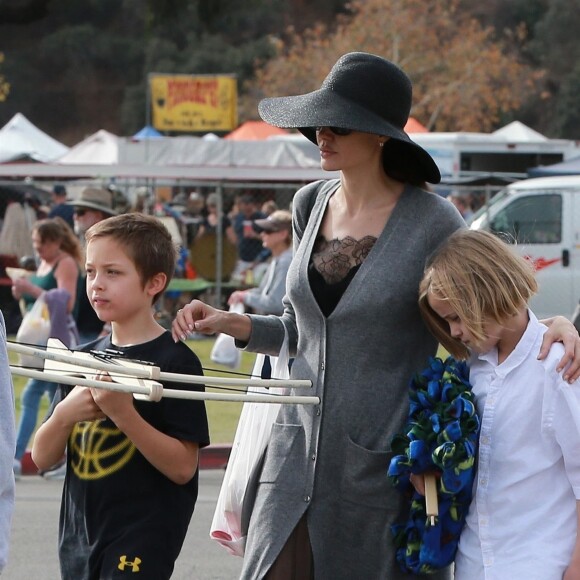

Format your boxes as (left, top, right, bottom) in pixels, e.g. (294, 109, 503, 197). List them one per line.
(3, 470, 244, 579)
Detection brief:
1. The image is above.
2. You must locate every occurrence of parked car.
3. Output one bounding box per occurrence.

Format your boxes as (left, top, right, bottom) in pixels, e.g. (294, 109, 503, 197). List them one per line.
(470, 175, 580, 320)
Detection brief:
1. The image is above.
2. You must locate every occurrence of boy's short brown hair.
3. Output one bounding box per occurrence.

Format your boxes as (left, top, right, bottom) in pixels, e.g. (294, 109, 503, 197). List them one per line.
(85, 213, 177, 304)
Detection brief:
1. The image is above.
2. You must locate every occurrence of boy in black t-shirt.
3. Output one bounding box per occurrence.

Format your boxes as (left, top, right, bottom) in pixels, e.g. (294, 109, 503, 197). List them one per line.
(32, 213, 210, 580)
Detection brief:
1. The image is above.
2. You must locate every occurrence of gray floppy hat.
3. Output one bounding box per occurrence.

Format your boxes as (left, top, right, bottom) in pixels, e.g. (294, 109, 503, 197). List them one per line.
(258, 52, 440, 184)
(67, 187, 117, 216)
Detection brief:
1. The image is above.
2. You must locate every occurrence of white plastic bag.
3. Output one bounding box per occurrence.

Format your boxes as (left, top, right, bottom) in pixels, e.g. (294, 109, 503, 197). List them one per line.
(210, 303, 245, 369)
(15, 292, 51, 369)
(210, 331, 290, 556)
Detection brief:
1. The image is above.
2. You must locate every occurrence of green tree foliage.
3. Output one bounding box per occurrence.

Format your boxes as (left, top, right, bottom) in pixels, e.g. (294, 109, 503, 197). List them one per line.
(250, 0, 533, 132)
(0, 0, 579, 141)
(0, 0, 343, 143)
(526, 0, 580, 137)
(0, 54, 10, 102)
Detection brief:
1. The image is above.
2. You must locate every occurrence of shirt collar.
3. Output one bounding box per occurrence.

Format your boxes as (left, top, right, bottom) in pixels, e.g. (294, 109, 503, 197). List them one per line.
(476, 309, 543, 376)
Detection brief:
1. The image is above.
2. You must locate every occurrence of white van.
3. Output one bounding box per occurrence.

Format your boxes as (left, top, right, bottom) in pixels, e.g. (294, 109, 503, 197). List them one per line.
(470, 175, 580, 320)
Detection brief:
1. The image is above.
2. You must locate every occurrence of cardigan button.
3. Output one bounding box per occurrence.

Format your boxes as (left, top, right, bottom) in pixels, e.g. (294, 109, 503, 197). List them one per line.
(304, 495, 311, 502)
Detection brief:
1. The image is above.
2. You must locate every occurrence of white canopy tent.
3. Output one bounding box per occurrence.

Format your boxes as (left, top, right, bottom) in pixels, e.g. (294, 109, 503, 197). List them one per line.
(0, 113, 69, 163)
(57, 129, 119, 164)
(492, 121, 547, 142)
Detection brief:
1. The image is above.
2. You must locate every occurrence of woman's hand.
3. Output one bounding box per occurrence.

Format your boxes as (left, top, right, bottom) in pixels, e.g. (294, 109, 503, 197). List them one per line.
(11, 277, 37, 300)
(227, 290, 247, 306)
(172, 300, 226, 342)
(410, 473, 426, 496)
(172, 299, 252, 343)
(539, 316, 580, 382)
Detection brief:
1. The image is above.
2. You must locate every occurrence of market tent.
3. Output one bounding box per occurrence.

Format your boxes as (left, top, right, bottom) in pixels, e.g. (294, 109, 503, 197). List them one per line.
(528, 155, 580, 177)
(132, 125, 163, 139)
(136, 135, 322, 169)
(0, 113, 69, 163)
(405, 117, 429, 133)
(56, 129, 119, 164)
(492, 121, 547, 142)
(224, 120, 288, 140)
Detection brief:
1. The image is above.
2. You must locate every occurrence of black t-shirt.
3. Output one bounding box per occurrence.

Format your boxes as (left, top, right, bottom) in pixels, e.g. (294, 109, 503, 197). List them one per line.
(54, 332, 210, 580)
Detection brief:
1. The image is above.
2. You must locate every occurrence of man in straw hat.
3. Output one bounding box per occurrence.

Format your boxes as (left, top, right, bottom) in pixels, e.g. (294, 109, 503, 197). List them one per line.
(67, 187, 117, 243)
(63, 188, 120, 366)
(172, 52, 580, 579)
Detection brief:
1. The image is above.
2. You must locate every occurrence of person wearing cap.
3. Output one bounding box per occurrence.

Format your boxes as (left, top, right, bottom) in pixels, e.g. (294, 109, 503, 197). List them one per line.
(172, 53, 580, 579)
(228, 210, 293, 316)
(48, 184, 74, 230)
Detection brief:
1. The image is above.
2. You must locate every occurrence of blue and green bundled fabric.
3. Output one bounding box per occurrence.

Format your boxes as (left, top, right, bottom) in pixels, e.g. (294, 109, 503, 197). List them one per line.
(388, 356, 480, 574)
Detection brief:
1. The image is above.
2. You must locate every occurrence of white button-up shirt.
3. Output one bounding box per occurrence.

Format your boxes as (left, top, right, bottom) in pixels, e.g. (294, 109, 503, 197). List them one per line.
(454, 311, 580, 580)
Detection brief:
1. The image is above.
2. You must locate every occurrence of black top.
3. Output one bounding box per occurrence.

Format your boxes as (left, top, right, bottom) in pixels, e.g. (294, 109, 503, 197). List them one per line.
(308, 262, 360, 317)
(53, 332, 210, 580)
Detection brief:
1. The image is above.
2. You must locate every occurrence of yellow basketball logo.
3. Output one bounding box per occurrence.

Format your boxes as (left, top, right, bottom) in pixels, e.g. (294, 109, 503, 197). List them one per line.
(70, 421, 136, 480)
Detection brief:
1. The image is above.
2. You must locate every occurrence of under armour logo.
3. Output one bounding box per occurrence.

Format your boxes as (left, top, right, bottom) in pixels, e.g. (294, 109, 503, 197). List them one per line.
(118, 555, 141, 572)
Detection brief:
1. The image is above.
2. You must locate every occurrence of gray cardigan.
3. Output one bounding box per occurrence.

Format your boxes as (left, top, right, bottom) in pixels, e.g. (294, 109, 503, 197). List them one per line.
(240, 180, 465, 579)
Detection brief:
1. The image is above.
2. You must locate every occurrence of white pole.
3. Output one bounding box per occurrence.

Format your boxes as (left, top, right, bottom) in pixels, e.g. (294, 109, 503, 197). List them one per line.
(10, 366, 320, 405)
(7, 341, 312, 390)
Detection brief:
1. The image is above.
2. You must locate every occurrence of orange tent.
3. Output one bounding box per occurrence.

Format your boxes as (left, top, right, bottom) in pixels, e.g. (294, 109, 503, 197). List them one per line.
(405, 117, 429, 133)
(224, 120, 289, 140)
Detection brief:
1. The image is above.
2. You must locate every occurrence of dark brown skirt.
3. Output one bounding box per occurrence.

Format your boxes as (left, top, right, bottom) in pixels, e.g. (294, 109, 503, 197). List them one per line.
(264, 514, 314, 580)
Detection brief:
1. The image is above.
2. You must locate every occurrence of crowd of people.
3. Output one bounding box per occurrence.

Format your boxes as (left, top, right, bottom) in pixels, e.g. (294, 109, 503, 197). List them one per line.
(2, 50, 580, 579)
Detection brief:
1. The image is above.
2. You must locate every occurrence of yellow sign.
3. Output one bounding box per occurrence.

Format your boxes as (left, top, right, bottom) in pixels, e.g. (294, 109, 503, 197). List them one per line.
(150, 74, 237, 132)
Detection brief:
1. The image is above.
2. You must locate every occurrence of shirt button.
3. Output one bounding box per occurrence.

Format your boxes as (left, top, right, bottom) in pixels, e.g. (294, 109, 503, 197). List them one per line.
(480, 478, 487, 486)
(481, 436, 490, 445)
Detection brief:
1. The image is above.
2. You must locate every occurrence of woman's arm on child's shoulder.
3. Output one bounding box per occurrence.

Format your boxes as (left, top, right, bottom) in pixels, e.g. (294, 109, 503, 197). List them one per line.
(564, 501, 580, 580)
(90, 384, 199, 485)
(32, 386, 105, 471)
(539, 316, 580, 382)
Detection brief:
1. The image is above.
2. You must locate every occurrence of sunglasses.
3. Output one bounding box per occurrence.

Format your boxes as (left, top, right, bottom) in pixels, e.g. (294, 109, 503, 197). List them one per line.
(315, 126, 353, 136)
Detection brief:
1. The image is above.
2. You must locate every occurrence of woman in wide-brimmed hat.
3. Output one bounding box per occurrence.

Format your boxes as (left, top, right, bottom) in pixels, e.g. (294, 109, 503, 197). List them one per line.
(173, 52, 580, 579)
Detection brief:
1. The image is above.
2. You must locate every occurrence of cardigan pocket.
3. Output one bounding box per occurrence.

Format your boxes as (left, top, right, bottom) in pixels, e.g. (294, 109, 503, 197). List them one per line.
(259, 423, 305, 488)
(340, 436, 398, 510)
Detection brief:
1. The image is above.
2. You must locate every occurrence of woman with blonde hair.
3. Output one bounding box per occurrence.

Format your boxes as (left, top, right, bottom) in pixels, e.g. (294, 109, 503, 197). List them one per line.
(419, 229, 580, 579)
(11, 216, 83, 477)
